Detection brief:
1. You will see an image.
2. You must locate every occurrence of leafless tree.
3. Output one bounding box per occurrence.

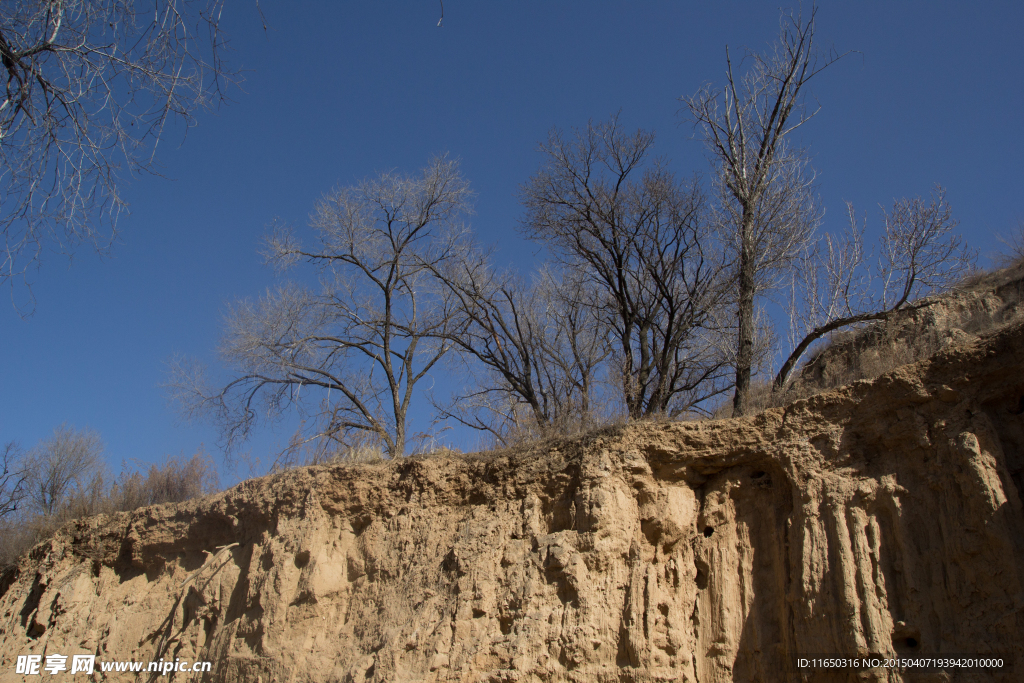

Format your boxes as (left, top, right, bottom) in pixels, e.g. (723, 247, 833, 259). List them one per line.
(22, 424, 103, 516)
(776, 186, 975, 389)
(0, 441, 25, 518)
(433, 256, 610, 443)
(170, 157, 472, 460)
(520, 116, 731, 419)
(683, 4, 845, 415)
(531, 268, 612, 424)
(0, 0, 237, 302)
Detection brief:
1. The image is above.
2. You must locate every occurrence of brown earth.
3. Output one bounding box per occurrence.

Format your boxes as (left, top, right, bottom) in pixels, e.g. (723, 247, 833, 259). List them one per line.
(1, 321, 1023, 682)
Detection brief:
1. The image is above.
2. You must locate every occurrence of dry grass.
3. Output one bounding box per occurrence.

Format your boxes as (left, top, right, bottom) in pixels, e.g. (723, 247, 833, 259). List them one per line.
(320, 443, 388, 465)
(957, 255, 1024, 293)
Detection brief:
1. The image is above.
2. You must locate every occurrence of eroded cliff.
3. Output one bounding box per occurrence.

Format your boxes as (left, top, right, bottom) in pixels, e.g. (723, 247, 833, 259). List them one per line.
(1, 321, 1023, 682)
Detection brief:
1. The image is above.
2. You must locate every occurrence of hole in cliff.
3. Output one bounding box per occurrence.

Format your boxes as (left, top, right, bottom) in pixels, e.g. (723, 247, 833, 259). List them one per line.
(499, 616, 514, 635)
(0, 566, 20, 602)
(204, 614, 217, 640)
(116, 538, 135, 571)
(472, 608, 486, 618)
(702, 526, 714, 538)
(891, 632, 921, 651)
(1012, 396, 1024, 415)
(442, 548, 458, 574)
(91, 560, 101, 578)
(19, 573, 45, 635)
(751, 470, 766, 479)
(695, 567, 708, 590)
(294, 550, 310, 569)
(641, 519, 661, 546)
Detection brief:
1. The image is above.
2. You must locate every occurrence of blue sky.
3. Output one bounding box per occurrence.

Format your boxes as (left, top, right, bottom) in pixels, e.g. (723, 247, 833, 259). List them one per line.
(2, 1, 1021, 483)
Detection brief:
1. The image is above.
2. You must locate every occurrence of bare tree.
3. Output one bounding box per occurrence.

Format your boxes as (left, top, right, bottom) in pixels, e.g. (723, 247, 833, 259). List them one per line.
(776, 186, 975, 389)
(0, 0, 237, 301)
(683, 4, 845, 415)
(0, 441, 25, 519)
(520, 116, 730, 419)
(433, 256, 610, 443)
(22, 424, 103, 516)
(531, 268, 612, 425)
(171, 157, 471, 460)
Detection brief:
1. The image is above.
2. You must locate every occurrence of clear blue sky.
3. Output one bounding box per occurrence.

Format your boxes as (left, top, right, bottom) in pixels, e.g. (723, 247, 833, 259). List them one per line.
(2, 1, 1021, 483)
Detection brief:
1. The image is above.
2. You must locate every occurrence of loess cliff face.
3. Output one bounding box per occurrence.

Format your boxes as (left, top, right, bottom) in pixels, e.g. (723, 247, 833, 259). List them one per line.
(1, 322, 1024, 682)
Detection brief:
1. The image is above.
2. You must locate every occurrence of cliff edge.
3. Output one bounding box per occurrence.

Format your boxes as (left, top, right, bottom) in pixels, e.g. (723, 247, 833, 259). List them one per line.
(1, 321, 1023, 682)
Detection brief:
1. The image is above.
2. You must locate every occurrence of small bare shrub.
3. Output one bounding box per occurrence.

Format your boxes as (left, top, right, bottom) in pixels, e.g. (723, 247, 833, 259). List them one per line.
(136, 449, 219, 506)
(996, 222, 1024, 265)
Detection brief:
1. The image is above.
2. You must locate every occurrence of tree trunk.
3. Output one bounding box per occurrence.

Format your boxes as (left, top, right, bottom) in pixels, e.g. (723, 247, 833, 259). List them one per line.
(392, 423, 406, 459)
(733, 217, 756, 416)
